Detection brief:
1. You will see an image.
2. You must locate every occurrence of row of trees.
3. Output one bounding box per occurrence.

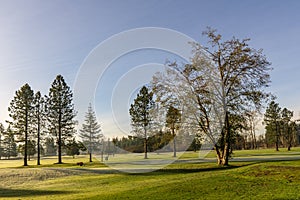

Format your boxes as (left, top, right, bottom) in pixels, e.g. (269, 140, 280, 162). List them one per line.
(0, 124, 17, 159)
(1, 75, 105, 166)
(112, 131, 201, 154)
(264, 101, 299, 151)
(6, 75, 77, 166)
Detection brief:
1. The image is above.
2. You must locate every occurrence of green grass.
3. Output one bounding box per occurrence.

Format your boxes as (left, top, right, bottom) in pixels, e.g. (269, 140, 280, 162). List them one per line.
(0, 149, 300, 199)
(0, 155, 106, 169)
(0, 160, 299, 199)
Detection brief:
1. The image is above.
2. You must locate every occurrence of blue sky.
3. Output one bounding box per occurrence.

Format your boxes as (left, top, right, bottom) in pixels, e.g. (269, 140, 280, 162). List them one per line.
(0, 0, 300, 137)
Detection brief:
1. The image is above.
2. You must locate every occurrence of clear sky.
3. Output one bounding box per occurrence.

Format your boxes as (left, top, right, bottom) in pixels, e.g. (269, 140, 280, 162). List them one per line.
(0, 0, 300, 137)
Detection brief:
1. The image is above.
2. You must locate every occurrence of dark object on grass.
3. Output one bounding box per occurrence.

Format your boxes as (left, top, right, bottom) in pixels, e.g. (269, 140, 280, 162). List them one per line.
(77, 162, 84, 166)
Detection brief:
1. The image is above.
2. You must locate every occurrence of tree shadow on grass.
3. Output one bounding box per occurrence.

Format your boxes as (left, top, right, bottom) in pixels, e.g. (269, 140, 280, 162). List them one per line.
(0, 188, 71, 198)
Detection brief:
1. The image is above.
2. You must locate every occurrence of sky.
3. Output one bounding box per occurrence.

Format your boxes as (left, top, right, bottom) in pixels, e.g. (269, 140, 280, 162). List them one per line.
(0, 0, 300, 137)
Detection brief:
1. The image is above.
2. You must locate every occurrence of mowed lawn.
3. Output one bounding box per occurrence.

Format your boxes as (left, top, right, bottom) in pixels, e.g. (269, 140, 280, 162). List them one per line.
(0, 148, 299, 199)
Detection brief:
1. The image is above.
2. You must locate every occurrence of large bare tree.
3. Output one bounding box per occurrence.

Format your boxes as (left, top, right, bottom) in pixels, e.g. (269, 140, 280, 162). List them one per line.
(152, 28, 271, 165)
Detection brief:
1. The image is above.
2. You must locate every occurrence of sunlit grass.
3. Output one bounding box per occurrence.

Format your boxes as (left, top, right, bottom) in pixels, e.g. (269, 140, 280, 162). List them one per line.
(1, 147, 299, 169)
(0, 160, 299, 199)
(0, 149, 299, 199)
(0, 155, 106, 169)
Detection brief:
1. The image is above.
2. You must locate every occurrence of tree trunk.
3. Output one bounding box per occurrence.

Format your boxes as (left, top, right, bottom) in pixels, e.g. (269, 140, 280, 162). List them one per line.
(275, 122, 279, 151)
(172, 128, 176, 157)
(215, 145, 222, 165)
(24, 112, 28, 166)
(37, 115, 40, 165)
(222, 112, 231, 166)
(58, 112, 62, 164)
(144, 126, 148, 159)
(89, 133, 92, 162)
(222, 142, 230, 166)
(144, 138, 148, 159)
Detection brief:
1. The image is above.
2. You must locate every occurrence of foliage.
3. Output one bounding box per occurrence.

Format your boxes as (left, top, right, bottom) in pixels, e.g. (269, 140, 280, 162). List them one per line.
(8, 83, 34, 166)
(129, 86, 155, 159)
(64, 138, 86, 158)
(113, 130, 173, 153)
(79, 103, 102, 162)
(264, 101, 298, 151)
(0, 123, 4, 159)
(152, 27, 271, 165)
(46, 75, 77, 164)
(18, 140, 36, 160)
(1, 125, 18, 158)
(44, 137, 56, 156)
(165, 105, 181, 157)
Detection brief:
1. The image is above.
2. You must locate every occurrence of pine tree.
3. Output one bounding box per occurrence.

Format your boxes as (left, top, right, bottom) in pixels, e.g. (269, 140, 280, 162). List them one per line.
(32, 91, 45, 165)
(79, 103, 102, 162)
(129, 86, 155, 159)
(46, 75, 76, 164)
(2, 125, 18, 159)
(44, 137, 56, 156)
(8, 83, 34, 166)
(264, 101, 281, 151)
(166, 105, 181, 157)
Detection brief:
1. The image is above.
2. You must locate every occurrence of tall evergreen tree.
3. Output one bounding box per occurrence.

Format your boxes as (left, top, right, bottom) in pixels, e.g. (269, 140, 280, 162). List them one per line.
(129, 86, 155, 159)
(281, 107, 294, 151)
(46, 75, 76, 164)
(32, 91, 45, 165)
(8, 83, 34, 166)
(79, 103, 102, 162)
(264, 101, 281, 151)
(165, 105, 181, 157)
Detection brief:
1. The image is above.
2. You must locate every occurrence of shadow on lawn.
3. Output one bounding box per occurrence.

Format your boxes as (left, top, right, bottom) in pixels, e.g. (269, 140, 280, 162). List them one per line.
(121, 162, 261, 175)
(0, 188, 71, 198)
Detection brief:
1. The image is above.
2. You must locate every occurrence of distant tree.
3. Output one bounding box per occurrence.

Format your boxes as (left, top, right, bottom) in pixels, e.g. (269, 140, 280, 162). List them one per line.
(46, 75, 77, 164)
(44, 137, 56, 156)
(129, 86, 155, 159)
(32, 91, 45, 165)
(8, 83, 34, 166)
(18, 140, 36, 161)
(0, 123, 4, 159)
(264, 101, 281, 151)
(188, 137, 201, 152)
(281, 108, 295, 151)
(244, 111, 260, 149)
(79, 103, 102, 162)
(2, 125, 18, 159)
(65, 138, 86, 158)
(165, 105, 181, 157)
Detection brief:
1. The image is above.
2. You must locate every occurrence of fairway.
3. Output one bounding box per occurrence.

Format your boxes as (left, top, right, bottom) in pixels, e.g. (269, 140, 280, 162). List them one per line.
(0, 149, 300, 199)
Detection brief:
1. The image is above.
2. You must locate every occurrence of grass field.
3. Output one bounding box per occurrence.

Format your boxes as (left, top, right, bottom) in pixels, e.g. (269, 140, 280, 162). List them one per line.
(0, 148, 299, 199)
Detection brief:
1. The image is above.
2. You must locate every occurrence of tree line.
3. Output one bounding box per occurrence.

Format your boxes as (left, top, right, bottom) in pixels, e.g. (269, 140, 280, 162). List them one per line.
(264, 101, 299, 151)
(0, 75, 104, 166)
(1, 28, 298, 167)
